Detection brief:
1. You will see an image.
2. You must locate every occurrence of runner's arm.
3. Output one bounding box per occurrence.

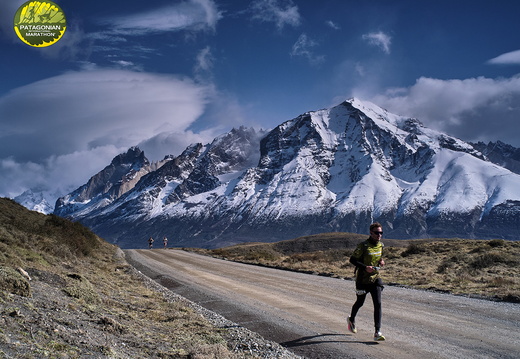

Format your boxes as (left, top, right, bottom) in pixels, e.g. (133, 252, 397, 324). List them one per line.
(349, 256, 367, 270)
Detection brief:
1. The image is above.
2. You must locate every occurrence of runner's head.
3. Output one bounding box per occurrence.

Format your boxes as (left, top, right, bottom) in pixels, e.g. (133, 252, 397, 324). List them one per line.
(369, 222, 383, 242)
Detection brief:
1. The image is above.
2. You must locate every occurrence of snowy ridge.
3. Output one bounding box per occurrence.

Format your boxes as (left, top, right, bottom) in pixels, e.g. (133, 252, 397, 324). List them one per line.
(54, 99, 520, 248)
(54, 147, 170, 219)
(14, 190, 54, 214)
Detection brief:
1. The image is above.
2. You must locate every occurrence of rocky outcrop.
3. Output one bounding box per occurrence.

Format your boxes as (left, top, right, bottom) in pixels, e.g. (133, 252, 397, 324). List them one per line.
(54, 147, 169, 218)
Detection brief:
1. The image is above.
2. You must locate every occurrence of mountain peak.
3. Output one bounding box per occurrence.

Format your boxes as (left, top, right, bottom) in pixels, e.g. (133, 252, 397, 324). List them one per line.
(111, 146, 148, 168)
(15, 190, 53, 214)
(55, 100, 520, 248)
(343, 97, 387, 114)
(54, 146, 167, 218)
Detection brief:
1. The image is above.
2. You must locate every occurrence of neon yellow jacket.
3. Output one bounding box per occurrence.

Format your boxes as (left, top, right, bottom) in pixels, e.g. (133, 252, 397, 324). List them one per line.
(350, 238, 384, 285)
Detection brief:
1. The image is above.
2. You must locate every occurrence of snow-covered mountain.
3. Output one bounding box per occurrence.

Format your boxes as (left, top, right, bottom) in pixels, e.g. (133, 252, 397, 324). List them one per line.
(54, 147, 170, 218)
(54, 99, 520, 248)
(15, 190, 54, 214)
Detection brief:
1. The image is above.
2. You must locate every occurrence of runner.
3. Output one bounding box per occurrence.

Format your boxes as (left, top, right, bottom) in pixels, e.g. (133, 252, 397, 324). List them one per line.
(347, 222, 386, 341)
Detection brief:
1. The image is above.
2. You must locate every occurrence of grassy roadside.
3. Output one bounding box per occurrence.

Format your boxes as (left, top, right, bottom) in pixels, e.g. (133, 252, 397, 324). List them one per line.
(192, 233, 520, 303)
(0, 198, 269, 358)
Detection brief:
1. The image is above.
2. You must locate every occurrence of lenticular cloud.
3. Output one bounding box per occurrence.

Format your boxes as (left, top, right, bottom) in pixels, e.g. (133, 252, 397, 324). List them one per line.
(0, 68, 211, 162)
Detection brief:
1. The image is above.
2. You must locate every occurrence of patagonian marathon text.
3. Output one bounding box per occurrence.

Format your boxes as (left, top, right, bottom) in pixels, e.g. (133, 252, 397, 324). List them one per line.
(18, 25, 62, 31)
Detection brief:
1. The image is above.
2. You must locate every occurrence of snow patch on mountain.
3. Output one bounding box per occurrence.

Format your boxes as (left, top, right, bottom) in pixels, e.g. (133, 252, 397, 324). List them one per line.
(54, 98, 520, 248)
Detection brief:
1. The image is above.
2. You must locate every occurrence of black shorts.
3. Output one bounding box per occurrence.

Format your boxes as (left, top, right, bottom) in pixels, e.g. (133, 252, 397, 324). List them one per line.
(356, 277, 384, 292)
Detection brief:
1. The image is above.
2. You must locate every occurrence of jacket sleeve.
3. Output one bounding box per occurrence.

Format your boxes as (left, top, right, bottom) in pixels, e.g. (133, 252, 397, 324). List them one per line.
(349, 244, 366, 270)
(349, 256, 366, 270)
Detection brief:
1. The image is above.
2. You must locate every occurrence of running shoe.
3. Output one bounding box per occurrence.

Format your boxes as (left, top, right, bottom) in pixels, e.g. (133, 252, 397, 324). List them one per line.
(347, 317, 357, 333)
(374, 331, 386, 341)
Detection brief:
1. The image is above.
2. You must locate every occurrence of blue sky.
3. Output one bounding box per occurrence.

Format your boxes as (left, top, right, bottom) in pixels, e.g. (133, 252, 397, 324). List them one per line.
(1, 0, 520, 203)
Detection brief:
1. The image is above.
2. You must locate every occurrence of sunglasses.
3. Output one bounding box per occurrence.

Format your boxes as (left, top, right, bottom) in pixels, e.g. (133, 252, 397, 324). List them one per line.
(371, 231, 383, 235)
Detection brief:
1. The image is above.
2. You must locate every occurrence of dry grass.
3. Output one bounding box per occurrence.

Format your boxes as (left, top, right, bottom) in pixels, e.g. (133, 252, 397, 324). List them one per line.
(197, 234, 520, 303)
(0, 198, 249, 358)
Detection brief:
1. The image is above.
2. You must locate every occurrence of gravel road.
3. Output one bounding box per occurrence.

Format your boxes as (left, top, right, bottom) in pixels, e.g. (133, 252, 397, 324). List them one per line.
(125, 249, 519, 359)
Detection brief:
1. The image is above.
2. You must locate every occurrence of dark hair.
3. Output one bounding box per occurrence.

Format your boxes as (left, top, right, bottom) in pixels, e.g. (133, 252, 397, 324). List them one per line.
(369, 222, 382, 232)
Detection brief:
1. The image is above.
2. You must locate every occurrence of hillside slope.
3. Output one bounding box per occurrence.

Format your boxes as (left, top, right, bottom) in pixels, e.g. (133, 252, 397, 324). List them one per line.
(0, 198, 298, 358)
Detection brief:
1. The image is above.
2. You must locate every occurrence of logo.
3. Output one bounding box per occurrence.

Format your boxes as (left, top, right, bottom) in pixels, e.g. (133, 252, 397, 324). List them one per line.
(14, 1, 67, 47)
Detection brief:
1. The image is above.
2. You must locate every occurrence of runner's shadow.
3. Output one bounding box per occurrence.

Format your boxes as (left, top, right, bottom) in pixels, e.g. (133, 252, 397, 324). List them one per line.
(280, 334, 379, 348)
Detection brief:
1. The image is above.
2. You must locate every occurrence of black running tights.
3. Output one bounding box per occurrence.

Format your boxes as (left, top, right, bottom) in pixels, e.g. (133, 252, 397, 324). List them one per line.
(350, 283, 382, 331)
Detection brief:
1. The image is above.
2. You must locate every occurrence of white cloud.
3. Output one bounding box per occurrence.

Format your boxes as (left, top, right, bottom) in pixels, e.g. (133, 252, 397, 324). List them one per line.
(326, 20, 340, 30)
(0, 68, 211, 162)
(0, 67, 253, 201)
(367, 75, 520, 147)
(362, 31, 392, 54)
(138, 129, 217, 161)
(194, 46, 214, 81)
(249, 0, 301, 30)
(0, 146, 123, 200)
(102, 0, 222, 35)
(487, 49, 520, 65)
(110, 60, 143, 71)
(0, 68, 218, 199)
(291, 33, 325, 65)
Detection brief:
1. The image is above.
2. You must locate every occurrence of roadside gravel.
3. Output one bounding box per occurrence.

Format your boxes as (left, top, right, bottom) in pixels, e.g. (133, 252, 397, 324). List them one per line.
(129, 263, 302, 359)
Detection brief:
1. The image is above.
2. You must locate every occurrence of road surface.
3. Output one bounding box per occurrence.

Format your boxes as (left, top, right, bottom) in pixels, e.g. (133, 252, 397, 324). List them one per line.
(125, 249, 519, 359)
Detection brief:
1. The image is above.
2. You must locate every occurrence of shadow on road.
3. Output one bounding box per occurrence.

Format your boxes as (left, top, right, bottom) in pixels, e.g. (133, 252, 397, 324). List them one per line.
(280, 334, 379, 348)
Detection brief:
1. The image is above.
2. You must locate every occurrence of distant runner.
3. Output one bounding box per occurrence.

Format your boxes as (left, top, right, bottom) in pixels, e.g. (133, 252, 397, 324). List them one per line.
(148, 237, 154, 249)
(163, 236, 168, 248)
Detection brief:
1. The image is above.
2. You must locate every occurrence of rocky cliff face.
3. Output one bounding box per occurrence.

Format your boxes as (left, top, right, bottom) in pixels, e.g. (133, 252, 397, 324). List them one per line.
(470, 141, 520, 175)
(54, 147, 169, 218)
(55, 99, 520, 248)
